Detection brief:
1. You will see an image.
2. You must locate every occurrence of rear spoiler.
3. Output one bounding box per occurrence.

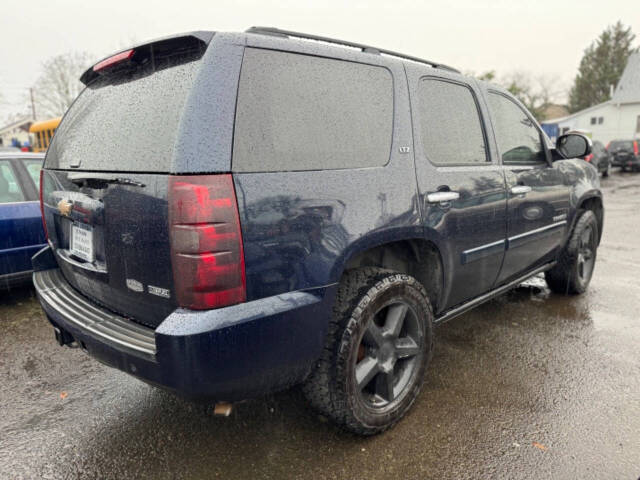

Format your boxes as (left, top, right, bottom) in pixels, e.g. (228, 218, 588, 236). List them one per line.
(80, 31, 215, 86)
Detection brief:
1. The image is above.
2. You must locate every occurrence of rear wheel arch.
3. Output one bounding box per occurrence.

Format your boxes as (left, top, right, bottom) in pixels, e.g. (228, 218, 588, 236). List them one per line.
(339, 238, 446, 314)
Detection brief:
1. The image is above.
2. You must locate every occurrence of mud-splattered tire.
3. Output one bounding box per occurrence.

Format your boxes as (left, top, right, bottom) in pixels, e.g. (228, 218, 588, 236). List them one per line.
(302, 267, 434, 435)
(545, 210, 599, 295)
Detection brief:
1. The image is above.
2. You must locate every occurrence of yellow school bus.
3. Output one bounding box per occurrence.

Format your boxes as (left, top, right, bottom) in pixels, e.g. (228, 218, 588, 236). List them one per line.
(29, 117, 61, 152)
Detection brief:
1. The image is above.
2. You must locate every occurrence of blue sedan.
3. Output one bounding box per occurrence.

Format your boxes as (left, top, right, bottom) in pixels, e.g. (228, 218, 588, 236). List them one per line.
(0, 152, 46, 288)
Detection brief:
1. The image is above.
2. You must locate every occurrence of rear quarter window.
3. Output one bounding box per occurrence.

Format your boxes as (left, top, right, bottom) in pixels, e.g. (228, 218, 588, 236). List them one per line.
(232, 48, 393, 172)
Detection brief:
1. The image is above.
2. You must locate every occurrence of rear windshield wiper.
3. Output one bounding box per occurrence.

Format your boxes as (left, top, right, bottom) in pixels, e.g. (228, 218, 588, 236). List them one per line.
(69, 174, 145, 188)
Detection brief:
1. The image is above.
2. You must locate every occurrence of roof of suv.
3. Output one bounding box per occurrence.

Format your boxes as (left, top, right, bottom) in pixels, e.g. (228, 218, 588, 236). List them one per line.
(81, 27, 460, 87)
(244, 26, 460, 74)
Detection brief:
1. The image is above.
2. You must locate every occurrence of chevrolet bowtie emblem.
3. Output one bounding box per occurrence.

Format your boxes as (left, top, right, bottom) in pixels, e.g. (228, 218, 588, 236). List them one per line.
(57, 199, 73, 217)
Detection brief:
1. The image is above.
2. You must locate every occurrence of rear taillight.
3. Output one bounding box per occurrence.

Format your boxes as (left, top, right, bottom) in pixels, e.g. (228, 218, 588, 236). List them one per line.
(39, 170, 48, 240)
(584, 154, 593, 162)
(605, 142, 611, 151)
(634, 141, 639, 156)
(169, 174, 246, 310)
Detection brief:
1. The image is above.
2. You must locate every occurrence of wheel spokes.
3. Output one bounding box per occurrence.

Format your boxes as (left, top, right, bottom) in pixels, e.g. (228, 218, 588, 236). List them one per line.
(394, 337, 421, 359)
(363, 322, 384, 347)
(374, 371, 395, 402)
(577, 226, 595, 281)
(355, 300, 424, 408)
(578, 254, 585, 278)
(355, 356, 380, 390)
(384, 303, 408, 338)
(580, 227, 592, 251)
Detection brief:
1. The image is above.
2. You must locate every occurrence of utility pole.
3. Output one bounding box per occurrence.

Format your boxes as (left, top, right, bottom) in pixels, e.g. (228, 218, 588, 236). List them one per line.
(29, 87, 36, 120)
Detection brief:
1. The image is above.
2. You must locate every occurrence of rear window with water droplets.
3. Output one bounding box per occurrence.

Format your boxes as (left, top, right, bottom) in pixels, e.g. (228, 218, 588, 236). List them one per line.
(45, 59, 201, 172)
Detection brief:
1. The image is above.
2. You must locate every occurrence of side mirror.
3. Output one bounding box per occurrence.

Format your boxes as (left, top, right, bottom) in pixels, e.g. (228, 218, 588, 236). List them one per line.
(555, 133, 592, 160)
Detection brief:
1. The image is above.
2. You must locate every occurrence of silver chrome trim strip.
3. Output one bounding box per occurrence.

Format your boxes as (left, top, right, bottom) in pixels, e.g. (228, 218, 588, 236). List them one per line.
(34, 269, 156, 356)
(461, 221, 567, 265)
(461, 238, 506, 264)
(508, 220, 567, 243)
(0, 243, 47, 254)
(463, 239, 506, 255)
(0, 200, 39, 206)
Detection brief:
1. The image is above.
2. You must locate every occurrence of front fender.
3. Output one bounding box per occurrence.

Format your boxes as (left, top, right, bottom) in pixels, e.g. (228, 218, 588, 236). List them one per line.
(560, 159, 603, 244)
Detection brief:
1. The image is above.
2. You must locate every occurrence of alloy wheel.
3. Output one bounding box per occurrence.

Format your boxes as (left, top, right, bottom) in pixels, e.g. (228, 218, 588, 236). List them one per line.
(354, 301, 424, 410)
(577, 225, 595, 283)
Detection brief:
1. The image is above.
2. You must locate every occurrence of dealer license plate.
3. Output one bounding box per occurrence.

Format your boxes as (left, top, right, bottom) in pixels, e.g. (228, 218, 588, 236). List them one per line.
(70, 223, 94, 263)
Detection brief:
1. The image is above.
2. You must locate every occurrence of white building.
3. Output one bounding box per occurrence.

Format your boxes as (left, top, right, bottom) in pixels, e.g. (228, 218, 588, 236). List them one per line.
(544, 53, 640, 145)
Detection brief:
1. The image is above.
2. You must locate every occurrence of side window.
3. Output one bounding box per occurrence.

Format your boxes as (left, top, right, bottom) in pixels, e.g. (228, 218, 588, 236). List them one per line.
(22, 159, 43, 191)
(0, 161, 25, 203)
(417, 78, 488, 165)
(233, 48, 393, 172)
(488, 92, 546, 165)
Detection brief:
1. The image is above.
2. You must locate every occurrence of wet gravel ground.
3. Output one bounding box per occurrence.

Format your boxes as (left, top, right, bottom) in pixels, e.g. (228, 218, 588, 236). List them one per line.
(1, 172, 639, 480)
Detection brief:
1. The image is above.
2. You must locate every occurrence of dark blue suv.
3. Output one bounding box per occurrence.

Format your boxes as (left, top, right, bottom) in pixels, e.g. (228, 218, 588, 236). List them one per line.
(33, 28, 603, 435)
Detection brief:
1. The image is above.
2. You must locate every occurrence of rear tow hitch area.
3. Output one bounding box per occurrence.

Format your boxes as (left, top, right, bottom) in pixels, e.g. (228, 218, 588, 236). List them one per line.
(53, 325, 77, 348)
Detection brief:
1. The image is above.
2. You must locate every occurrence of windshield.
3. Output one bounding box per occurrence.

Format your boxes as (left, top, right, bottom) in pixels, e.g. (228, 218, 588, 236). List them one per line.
(45, 58, 201, 173)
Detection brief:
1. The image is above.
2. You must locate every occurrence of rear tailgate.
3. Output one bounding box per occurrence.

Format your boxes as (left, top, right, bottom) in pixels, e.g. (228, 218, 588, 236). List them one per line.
(41, 34, 210, 327)
(609, 141, 635, 164)
(42, 171, 173, 327)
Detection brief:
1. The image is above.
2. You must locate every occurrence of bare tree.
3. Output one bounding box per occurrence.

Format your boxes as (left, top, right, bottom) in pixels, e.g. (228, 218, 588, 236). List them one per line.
(502, 72, 540, 109)
(501, 71, 566, 120)
(32, 52, 92, 118)
(470, 70, 567, 121)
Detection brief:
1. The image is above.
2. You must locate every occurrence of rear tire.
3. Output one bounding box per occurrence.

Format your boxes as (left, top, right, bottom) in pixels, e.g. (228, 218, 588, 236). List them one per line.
(303, 267, 434, 435)
(545, 210, 598, 295)
(602, 163, 610, 177)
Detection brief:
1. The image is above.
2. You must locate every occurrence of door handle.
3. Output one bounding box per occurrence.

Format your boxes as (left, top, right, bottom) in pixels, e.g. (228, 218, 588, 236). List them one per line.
(427, 191, 460, 204)
(510, 185, 532, 196)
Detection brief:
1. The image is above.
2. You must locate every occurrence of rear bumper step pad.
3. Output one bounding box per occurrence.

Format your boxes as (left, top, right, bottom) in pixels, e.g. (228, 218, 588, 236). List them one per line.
(33, 268, 156, 356)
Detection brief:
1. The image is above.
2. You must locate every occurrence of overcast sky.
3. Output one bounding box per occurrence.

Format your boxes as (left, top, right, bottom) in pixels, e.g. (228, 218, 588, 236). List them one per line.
(1, 0, 638, 121)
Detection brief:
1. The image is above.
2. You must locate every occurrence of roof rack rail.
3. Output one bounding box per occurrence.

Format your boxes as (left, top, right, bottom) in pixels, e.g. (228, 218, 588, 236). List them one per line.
(245, 26, 460, 74)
